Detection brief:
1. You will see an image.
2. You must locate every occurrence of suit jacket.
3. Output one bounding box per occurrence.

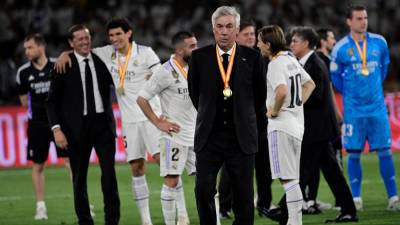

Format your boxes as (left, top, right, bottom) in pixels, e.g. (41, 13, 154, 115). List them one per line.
(188, 44, 266, 154)
(302, 52, 337, 145)
(46, 52, 116, 144)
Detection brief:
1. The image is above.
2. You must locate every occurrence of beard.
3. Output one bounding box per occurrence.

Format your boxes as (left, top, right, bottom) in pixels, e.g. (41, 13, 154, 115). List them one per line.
(183, 55, 191, 63)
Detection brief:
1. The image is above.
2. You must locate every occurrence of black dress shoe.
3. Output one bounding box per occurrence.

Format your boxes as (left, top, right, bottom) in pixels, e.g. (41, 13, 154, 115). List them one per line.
(303, 204, 322, 215)
(258, 207, 288, 225)
(219, 210, 232, 219)
(325, 213, 358, 223)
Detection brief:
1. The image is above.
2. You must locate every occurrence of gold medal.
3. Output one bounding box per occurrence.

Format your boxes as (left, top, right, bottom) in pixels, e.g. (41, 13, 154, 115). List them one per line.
(351, 34, 369, 76)
(361, 67, 369, 76)
(223, 86, 232, 97)
(117, 43, 133, 96)
(216, 44, 236, 98)
(116, 86, 125, 96)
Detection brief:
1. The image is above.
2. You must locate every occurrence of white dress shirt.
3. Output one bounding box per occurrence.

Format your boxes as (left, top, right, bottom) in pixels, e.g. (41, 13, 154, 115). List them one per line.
(74, 51, 104, 115)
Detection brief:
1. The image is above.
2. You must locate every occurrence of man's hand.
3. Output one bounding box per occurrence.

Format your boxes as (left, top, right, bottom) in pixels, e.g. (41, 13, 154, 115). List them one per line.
(54, 51, 72, 74)
(266, 108, 278, 119)
(53, 128, 68, 149)
(156, 115, 181, 136)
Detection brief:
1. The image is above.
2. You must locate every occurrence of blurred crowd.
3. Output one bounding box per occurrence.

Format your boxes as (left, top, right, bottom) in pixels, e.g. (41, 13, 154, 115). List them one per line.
(1, 0, 400, 105)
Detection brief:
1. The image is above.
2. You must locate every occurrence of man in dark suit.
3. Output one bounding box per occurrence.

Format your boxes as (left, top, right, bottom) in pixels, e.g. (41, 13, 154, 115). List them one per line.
(218, 19, 273, 220)
(46, 24, 120, 225)
(188, 6, 266, 225)
(289, 26, 357, 223)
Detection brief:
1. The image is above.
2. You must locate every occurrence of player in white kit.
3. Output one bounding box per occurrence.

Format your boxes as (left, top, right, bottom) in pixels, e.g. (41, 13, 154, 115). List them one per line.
(137, 31, 198, 225)
(56, 18, 162, 225)
(257, 25, 315, 225)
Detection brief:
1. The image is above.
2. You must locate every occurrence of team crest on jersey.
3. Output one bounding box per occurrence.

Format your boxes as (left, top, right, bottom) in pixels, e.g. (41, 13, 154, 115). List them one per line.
(371, 50, 379, 57)
(111, 52, 116, 60)
(330, 62, 338, 72)
(28, 75, 34, 81)
(172, 70, 180, 83)
(39, 72, 45, 77)
(347, 48, 354, 56)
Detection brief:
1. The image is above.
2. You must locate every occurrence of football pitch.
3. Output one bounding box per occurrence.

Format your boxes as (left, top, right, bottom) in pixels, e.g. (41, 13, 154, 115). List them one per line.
(1, 153, 400, 225)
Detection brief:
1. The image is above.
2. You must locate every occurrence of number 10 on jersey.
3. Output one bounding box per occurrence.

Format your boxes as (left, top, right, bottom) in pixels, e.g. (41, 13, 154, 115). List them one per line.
(288, 74, 302, 108)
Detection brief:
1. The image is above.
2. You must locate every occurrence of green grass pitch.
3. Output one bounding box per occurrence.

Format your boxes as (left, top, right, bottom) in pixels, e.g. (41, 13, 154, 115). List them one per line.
(1, 152, 400, 225)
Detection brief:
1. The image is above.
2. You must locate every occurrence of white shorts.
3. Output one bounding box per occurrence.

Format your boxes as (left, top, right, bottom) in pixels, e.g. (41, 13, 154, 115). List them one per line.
(123, 121, 161, 162)
(268, 130, 301, 180)
(159, 138, 196, 177)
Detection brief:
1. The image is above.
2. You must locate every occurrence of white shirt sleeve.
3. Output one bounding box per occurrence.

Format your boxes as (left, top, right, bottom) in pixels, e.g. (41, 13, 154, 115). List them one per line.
(267, 60, 288, 90)
(145, 47, 162, 74)
(92, 45, 113, 64)
(138, 66, 173, 100)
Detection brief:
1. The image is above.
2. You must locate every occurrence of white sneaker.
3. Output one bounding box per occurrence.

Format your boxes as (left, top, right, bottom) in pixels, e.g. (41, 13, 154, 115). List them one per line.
(177, 216, 190, 225)
(388, 196, 400, 211)
(316, 199, 332, 210)
(90, 204, 95, 217)
(34, 205, 48, 220)
(353, 197, 363, 211)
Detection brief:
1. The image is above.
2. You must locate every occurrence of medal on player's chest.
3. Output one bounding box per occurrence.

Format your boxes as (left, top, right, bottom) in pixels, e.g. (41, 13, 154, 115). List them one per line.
(116, 44, 133, 95)
(352, 34, 369, 76)
(216, 44, 236, 98)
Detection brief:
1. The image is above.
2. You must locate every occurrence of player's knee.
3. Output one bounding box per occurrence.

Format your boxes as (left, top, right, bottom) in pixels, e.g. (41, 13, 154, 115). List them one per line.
(348, 152, 361, 159)
(377, 148, 392, 158)
(129, 159, 145, 176)
(32, 163, 45, 173)
(164, 175, 179, 187)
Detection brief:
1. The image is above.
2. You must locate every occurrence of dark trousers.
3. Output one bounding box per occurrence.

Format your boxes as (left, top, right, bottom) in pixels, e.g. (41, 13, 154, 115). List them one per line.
(69, 113, 120, 225)
(195, 131, 255, 225)
(255, 131, 273, 208)
(279, 141, 356, 215)
(218, 131, 273, 212)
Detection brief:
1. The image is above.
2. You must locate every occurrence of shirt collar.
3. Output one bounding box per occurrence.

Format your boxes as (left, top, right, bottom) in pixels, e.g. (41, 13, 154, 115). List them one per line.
(115, 41, 137, 57)
(217, 43, 236, 56)
(74, 51, 93, 63)
(299, 50, 314, 66)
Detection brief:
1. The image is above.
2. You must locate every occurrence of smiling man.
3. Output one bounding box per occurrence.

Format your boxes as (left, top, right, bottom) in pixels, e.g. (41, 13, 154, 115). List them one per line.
(55, 18, 163, 225)
(46, 24, 120, 225)
(188, 6, 266, 225)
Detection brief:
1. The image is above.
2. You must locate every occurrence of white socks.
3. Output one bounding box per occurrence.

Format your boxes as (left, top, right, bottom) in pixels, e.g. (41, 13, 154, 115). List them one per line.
(161, 184, 176, 225)
(132, 175, 152, 224)
(36, 201, 46, 208)
(175, 178, 189, 219)
(284, 180, 303, 225)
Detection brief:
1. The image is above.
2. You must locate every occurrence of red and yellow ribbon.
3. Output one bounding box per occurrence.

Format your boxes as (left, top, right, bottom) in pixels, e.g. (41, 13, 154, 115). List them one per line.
(172, 57, 188, 79)
(117, 43, 132, 88)
(215, 44, 236, 90)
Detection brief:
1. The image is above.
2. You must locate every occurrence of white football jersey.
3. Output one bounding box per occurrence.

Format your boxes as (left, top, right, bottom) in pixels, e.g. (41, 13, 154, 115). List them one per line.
(266, 51, 312, 140)
(93, 41, 162, 123)
(138, 55, 196, 146)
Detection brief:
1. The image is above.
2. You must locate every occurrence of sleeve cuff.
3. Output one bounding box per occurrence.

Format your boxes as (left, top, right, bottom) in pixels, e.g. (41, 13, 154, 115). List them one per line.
(51, 125, 60, 130)
(138, 90, 154, 101)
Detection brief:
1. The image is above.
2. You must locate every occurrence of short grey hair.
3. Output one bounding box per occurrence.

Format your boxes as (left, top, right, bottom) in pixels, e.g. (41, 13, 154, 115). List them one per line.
(211, 6, 240, 28)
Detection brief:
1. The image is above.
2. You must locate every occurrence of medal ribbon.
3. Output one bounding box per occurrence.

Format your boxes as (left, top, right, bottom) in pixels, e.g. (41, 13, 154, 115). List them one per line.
(172, 57, 188, 79)
(351, 34, 367, 70)
(216, 44, 236, 89)
(117, 43, 133, 88)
